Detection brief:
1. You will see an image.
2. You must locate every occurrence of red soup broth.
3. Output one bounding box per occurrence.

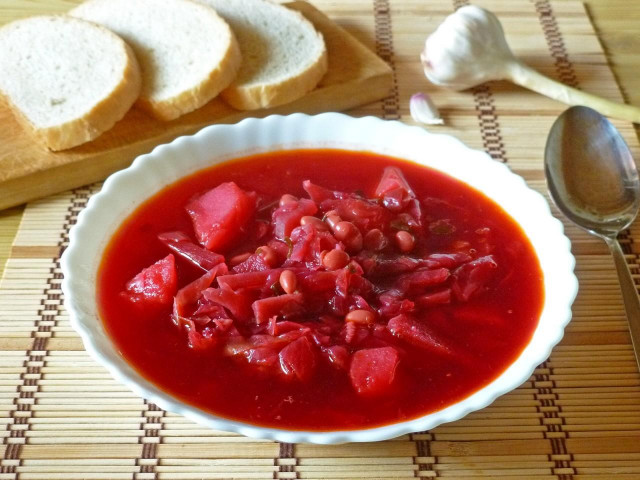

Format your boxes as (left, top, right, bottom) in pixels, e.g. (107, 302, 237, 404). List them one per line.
(97, 149, 544, 430)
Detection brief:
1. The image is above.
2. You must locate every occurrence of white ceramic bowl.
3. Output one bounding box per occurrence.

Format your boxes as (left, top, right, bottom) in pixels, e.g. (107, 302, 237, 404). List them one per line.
(61, 113, 577, 444)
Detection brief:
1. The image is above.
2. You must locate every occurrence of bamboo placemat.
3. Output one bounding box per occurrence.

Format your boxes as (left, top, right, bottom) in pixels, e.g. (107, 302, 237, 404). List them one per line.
(1, 0, 640, 478)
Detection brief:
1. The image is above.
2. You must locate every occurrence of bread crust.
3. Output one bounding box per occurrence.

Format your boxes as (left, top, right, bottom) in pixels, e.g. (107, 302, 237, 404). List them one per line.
(214, 2, 328, 111)
(222, 37, 327, 111)
(71, 0, 242, 122)
(0, 15, 142, 151)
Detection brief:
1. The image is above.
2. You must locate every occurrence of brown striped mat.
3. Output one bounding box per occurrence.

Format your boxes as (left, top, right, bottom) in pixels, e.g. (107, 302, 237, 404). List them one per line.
(2, 0, 640, 478)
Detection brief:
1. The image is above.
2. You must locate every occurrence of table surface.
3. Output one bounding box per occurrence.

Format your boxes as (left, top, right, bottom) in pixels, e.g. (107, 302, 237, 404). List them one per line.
(0, 1, 638, 476)
(0, 0, 639, 277)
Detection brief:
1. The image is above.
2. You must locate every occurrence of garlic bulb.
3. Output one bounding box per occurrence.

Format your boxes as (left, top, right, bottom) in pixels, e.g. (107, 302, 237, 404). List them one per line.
(421, 5, 640, 124)
(410, 93, 444, 125)
(421, 6, 513, 90)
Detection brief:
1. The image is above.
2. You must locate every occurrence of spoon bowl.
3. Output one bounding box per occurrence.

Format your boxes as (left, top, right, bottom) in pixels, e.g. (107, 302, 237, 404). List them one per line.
(545, 105, 640, 369)
(545, 106, 640, 236)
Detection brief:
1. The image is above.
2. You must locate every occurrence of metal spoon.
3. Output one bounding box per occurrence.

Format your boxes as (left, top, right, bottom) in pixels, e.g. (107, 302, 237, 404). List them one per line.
(545, 105, 640, 369)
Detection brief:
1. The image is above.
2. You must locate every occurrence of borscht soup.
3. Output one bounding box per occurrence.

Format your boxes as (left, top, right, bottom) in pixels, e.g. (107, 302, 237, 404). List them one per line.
(97, 149, 544, 430)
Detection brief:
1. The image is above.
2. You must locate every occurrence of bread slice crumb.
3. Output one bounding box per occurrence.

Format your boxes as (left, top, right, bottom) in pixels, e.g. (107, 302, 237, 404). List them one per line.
(197, 0, 328, 110)
(71, 0, 241, 121)
(0, 15, 142, 151)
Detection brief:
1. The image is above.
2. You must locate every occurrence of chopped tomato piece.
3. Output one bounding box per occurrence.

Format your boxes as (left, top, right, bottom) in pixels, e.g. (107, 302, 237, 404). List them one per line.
(320, 197, 391, 232)
(172, 263, 228, 318)
(158, 231, 224, 271)
(321, 345, 350, 370)
(387, 314, 452, 356)
(245, 346, 280, 369)
(286, 224, 337, 264)
(123, 254, 177, 307)
(416, 289, 452, 307)
(252, 293, 305, 324)
(302, 180, 338, 203)
(397, 267, 450, 294)
(374, 166, 415, 199)
(452, 255, 498, 301)
(186, 182, 257, 252)
(231, 252, 271, 273)
(201, 286, 254, 323)
(183, 318, 235, 351)
(422, 252, 472, 269)
(349, 347, 399, 396)
(272, 198, 317, 239)
(279, 336, 316, 381)
(377, 290, 415, 319)
(217, 269, 282, 292)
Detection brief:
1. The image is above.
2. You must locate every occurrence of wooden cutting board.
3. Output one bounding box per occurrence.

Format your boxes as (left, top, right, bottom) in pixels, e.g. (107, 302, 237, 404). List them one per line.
(0, 1, 392, 211)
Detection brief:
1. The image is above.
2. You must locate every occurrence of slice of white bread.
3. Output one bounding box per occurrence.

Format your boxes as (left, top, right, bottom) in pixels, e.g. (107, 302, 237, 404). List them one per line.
(196, 0, 328, 110)
(70, 0, 241, 121)
(0, 15, 141, 151)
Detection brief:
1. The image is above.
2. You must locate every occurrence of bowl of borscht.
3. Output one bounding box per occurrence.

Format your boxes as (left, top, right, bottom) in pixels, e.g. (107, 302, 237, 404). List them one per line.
(61, 113, 577, 444)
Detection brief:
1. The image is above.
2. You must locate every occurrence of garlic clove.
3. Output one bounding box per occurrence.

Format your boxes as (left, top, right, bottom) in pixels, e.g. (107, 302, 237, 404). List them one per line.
(421, 5, 516, 90)
(410, 93, 444, 125)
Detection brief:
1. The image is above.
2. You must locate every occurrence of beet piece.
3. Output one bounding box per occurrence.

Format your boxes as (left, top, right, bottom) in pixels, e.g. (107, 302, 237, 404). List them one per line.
(378, 290, 415, 319)
(231, 253, 271, 273)
(181, 317, 236, 351)
(172, 262, 228, 318)
(183, 319, 217, 350)
(267, 240, 290, 262)
(297, 270, 346, 295)
(398, 267, 449, 291)
(123, 254, 177, 307)
(405, 198, 423, 227)
(305, 182, 390, 232)
(375, 166, 415, 199)
(320, 197, 391, 232)
(452, 255, 498, 301)
(310, 331, 331, 346)
(321, 345, 350, 370)
(288, 224, 317, 263)
(186, 182, 257, 252)
(158, 231, 224, 271)
(245, 346, 280, 368)
(349, 346, 399, 396)
(271, 320, 307, 336)
(252, 293, 305, 324)
(358, 253, 421, 277)
(279, 336, 316, 381)
(217, 269, 282, 291)
(343, 321, 370, 345)
(381, 187, 410, 212)
(422, 253, 472, 269)
(201, 285, 254, 323)
(302, 180, 342, 203)
(193, 303, 228, 319)
(286, 224, 338, 265)
(387, 314, 453, 356)
(416, 289, 452, 308)
(272, 198, 317, 240)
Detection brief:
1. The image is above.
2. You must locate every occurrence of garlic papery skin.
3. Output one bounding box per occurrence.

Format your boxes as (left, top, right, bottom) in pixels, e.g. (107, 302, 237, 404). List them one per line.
(410, 93, 444, 125)
(421, 5, 640, 124)
(421, 5, 516, 91)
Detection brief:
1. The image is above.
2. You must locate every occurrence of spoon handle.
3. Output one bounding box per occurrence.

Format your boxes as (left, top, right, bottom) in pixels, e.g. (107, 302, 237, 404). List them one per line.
(604, 236, 640, 371)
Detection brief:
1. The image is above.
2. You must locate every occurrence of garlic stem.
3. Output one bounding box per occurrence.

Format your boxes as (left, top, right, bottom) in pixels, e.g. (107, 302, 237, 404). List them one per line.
(506, 60, 640, 124)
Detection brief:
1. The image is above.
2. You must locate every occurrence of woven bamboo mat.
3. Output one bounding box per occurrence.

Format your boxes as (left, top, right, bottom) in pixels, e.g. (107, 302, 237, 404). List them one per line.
(1, 0, 640, 478)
